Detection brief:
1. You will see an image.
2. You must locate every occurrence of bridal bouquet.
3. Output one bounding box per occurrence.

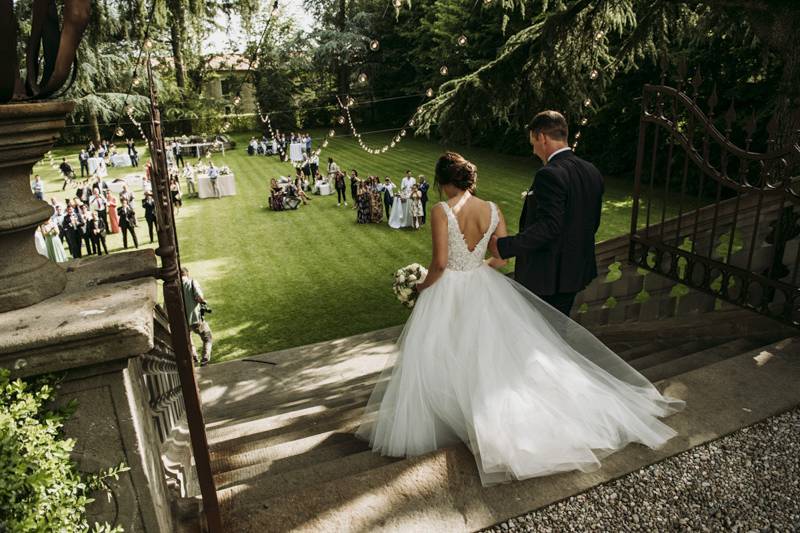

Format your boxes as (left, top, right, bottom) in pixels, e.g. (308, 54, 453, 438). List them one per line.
(393, 263, 427, 309)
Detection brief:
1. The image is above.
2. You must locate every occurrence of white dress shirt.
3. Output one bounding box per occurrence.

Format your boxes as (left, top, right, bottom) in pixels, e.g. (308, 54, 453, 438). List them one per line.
(547, 147, 572, 163)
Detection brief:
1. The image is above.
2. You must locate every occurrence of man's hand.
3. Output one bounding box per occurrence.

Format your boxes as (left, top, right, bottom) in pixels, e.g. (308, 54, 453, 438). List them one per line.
(488, 235, 502, 259)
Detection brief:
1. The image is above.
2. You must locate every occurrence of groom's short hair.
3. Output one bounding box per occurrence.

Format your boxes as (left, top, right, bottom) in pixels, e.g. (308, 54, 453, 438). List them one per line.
(527, 111, 568, 142)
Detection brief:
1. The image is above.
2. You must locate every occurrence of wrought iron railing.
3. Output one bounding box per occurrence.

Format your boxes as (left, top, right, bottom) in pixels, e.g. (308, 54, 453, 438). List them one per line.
(630, 67, 800, 327)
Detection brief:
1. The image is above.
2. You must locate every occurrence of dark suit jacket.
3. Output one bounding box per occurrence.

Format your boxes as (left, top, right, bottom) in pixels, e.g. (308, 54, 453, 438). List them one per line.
(497, 149, 604, 296)
(118, 206, 137, 229)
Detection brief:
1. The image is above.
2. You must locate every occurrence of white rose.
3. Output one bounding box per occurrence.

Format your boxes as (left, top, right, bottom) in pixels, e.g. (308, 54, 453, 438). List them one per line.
(407, 274, 417, 282)
(400, 288, 413, 299)
(397, 274, 406, 284)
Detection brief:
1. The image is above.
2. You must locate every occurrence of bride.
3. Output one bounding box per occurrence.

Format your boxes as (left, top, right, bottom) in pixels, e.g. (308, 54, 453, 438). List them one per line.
(356, 152, 684, 486)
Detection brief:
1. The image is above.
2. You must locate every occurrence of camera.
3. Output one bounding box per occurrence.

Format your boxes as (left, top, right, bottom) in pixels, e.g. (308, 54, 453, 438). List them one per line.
(200, 302, 212, 318)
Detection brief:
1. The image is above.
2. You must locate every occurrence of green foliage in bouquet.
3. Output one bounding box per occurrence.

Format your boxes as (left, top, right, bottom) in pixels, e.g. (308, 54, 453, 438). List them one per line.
(0, 369, 129, 533)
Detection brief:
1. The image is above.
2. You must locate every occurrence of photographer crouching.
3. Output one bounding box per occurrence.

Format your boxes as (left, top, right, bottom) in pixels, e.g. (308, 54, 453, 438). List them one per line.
(181, 267, 213, 366)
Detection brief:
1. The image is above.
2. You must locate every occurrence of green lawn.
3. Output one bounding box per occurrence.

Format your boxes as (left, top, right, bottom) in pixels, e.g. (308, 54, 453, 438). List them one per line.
(36, 130, 641, 362)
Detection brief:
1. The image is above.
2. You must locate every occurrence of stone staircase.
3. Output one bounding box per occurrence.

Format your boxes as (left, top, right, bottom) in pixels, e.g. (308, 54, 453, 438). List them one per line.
(197, 303, 800, 532)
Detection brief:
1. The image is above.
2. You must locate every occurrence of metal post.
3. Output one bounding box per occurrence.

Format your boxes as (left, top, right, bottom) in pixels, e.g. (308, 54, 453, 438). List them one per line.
(144, 58, 223, 532)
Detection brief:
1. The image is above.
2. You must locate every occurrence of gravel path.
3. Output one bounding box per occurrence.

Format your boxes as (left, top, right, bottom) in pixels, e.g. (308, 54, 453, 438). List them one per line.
(482, 408, 800, 532)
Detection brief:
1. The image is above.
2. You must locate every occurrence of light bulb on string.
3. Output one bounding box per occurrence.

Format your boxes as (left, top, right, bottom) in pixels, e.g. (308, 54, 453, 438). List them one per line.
(223, 121, 231, 131)
(483, 0, 492, 4)
(400, 130, 406, 137)
(144, 39, 153, 51)
(347, 96, 356, 107)
(358, 72, 368, 84)
(426, 88, 434, 98)
(337, 116, 346, 124)
(580, 117, 588, 126)
(439, 65, 449, 76)
(115, 126, 125, 138)
(589, 69, 599, 80)
(369, 40, 380, 51)
(390, 141, 396, 148)
(583, 98, 592, 107)
(595, 30, 605, 41)
(233, 94, 242, 106)
(393, 0, 401, 7)
(409, 118, 415, 127)
(382, 147, 388, 153)
(394, 136, 401, 143)
(574, 131, 581, 139)
(126, 105, 134, 115)
(132, 75, 141, 87)
(328, 129, 335, 137)
(457, 35, 468, 46)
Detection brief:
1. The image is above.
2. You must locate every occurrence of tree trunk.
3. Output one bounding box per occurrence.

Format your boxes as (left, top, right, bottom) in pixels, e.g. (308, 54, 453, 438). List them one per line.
(168, 4, 187, 90)
(89, 110, 100, 145)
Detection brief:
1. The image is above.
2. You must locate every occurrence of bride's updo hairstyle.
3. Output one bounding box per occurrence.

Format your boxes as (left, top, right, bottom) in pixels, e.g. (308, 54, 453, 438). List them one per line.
(435, 152, 477, 195)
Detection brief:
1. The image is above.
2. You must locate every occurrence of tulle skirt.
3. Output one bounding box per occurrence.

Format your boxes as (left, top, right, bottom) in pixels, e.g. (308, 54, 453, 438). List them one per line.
(356, 265, 685, 486)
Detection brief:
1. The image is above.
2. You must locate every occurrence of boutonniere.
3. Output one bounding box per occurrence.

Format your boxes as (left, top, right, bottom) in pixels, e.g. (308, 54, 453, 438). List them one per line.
(521, 190, 534, 199)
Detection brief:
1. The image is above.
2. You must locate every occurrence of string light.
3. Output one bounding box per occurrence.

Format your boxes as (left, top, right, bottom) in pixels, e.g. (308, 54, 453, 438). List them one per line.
(581, 117, 588, 125)
(370, 40, 380, 51)
(132, 75, 141, 87)
(233, 94, 242, 106)
(457, 35, 468, 46)
(358, 72, 368, 83)
(595, 30, 605, 41)
(483, 0, 492, 4)
(115, 126, 125, 138)
(392, 0, 401, 7)
(126, 106, 148, 142)
(144, 39, 153, 50)
(426, 88, 434, 97)
(583, 98, 592, 107)
(439, 65, 449, 76)
(329, 129, 335, 137)
(347, 96, 356, 107)
(589, 69, 599, 80)
(337, 115, 346, 124)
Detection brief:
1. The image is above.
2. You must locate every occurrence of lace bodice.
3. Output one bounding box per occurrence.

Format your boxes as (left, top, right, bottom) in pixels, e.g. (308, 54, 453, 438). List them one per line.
(441, 201, 499, 271)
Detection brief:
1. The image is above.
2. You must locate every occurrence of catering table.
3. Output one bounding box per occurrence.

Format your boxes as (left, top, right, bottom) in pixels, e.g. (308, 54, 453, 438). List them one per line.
(289, 142, 305, 162)
(197, 174, 236, 199)
(87, 157, 108, 177)
(388, 196, 412, 229)
(110, 154, 132, 167)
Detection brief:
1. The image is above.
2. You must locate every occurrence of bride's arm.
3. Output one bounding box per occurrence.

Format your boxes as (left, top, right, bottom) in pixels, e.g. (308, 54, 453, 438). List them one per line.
(486, 207, 509, 269)
(415, 204, 448, 292)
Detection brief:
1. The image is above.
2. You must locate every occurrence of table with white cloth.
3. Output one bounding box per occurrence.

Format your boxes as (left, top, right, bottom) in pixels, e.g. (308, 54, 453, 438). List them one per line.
(388, 196, 412, 229)
(110, 154, 132, 167)
(289, 143, 305, 162)
(181, 142, 225, 158)
(108, 173, 144, 194)
(87, 157, 108, 177)
(197, 174, 236, 199)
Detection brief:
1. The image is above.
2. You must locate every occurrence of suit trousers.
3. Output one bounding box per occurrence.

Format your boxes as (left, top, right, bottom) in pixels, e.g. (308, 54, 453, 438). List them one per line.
(539, 292, 577, 317)
(121, 226, 139, 249)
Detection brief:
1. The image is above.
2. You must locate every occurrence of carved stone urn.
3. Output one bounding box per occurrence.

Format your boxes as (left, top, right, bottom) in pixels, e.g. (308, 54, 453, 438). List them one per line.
(0, 101, 73, 312)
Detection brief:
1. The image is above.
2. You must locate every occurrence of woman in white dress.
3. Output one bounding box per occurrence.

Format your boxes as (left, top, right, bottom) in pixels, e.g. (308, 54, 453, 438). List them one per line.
(356, 153, 684, 486)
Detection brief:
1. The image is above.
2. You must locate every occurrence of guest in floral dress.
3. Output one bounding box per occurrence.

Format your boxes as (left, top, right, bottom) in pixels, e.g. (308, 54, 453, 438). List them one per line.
(106, 191, 120, 233)
(356, 182, 371, 224)
(369, 177, 383, 223)
(410, 184, 424, 230)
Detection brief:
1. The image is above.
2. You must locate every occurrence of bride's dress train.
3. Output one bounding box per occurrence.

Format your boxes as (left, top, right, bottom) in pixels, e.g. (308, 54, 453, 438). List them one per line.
(356, 201, 684, 485)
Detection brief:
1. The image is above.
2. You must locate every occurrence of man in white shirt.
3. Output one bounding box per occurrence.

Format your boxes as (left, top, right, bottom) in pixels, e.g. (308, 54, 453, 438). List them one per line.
(400, 170, 416, 196)
(89, 188, 108, 229)
(382, 177, 396, 218)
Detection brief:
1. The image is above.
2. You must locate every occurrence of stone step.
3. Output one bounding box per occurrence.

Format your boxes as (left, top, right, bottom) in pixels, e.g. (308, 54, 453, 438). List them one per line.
(213, 434, 369, 489)
(219, 336, 800, 533)
(618, 340, 674, 362)
(628, 339, 717, 371)
(211, 419, 365, 474)
(218, 449, 400, 515)
(640, 337, 763, 383)
(208, 394, 371, 448)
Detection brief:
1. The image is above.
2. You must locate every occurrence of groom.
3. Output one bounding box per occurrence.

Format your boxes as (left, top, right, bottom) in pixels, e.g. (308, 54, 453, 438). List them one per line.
(489, 110, 604, 316)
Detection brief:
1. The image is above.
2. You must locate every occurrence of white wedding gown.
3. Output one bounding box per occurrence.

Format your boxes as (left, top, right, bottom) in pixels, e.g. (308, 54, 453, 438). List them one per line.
(356, 200, 685, 485)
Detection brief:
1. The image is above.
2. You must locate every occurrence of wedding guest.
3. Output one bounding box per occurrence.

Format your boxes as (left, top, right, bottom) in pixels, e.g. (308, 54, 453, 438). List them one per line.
(418, 176, 430, 224)
(120, 184, 135, 204)
(62, 206, 83, 258)
(410, 184, 424, 230)
(301, 154, 312, 179)
(400, 170, 416, 195)
(356, 181, 371, 224)
(327, 157, 340, 180)
(350, 170, 360, 210)
(370, 178, 383, 223)
(87, 211, 108, 255)
(170, 177, 183, 211)
(106, 191, 120, 234)
(118, 198, 139, 249)
(183, 164, 197, 197)
(88, 188, 108, 230)
(31, 175, 44, 201)
(207, 163, 221, 198)
(60, 158, 75, 190)
(51, 205, 66, 242)
(293, 177, 311, 205)
(309, 153, 319, 177)
(334, 171, 347, 206)
(269, 179, 284, 211)
(40, 220, 67, 262)
(382, 177, 396, 218)
(142, 175, 153, 195)
(142, 192, 158, 243)
(304, 133, 312, 155)
(78, 149, 90, 177)
(78, 205, 94, 255)
(172, 140, 185, 167)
